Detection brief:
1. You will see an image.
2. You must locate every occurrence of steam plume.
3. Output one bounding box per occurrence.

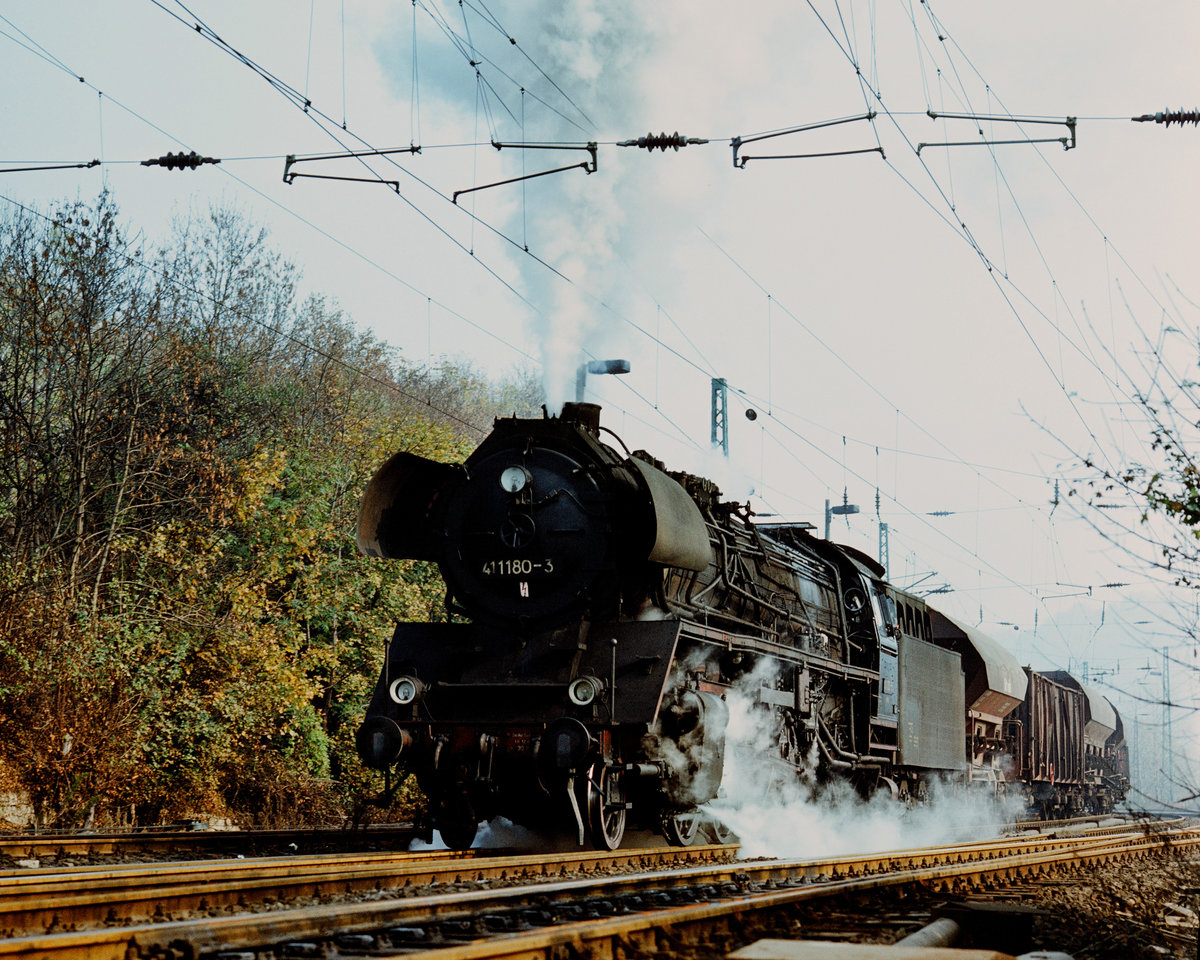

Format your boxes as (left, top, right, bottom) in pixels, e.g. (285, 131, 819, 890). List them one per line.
(706, 665, 1024, 859)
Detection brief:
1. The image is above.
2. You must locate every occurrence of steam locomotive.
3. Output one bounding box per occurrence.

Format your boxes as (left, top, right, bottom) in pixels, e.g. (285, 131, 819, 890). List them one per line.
(354, 403, 1129, 849)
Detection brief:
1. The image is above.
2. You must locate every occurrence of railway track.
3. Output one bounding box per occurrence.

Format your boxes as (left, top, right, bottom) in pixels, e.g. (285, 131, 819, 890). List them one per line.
(1006, 812, 1185, 835)
(2, 823, 1195, 960)
(0, 843, 733, 933)
(0, 826, 418, 862)
(0, 825, 1159, 933)
(1, 812, 1142, 864)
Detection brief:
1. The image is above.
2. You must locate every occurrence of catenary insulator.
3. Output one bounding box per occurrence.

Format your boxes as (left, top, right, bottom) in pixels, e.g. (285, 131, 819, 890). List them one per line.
(140, 151, 220, 170)
(1131, 108, 1199, 127)
(617, 131, 709, 151)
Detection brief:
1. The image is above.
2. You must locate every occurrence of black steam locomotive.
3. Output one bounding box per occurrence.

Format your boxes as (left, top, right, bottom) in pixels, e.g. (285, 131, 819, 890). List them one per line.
(355, 403, 1128, 848)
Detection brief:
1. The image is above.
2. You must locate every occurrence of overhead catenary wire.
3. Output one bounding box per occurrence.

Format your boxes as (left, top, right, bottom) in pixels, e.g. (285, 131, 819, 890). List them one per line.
(341, 0, 347, 129)
(692, 7, 1165, 632)
(143, 0, 1134, 360)
(2, 3, 1180, 648)
(571, 220, 1098, 606)
(0, 22, 545, 386)
(152, 0, 576, 292)
(459, 0, 595, 130)
(410, 0, 421, 146)
(415, 0, 563, 135)
(0, 7, 1084, 520)
(0, 8, 714, 470)
(733, 395, 1055, 608)
(0, 15, 1142, 441)
(698, 227, 1049, 488)
(145, 0, 1166, 480)
(917, 0, 1184, 326)
(804, 0, 1155, 489)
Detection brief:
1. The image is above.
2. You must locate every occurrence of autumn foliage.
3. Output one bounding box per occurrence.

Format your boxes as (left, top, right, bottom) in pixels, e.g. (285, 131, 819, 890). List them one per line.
(0, 194, 539, 828)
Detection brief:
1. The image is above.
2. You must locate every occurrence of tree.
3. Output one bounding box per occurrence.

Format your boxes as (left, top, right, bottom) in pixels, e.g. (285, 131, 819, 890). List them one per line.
(0, 193, 543, 827)
(1073, 318, 1200, 810)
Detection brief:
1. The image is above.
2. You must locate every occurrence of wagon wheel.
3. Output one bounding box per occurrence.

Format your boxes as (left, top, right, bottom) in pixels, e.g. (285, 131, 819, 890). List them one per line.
(586, 762, 627, 851)
(663, 811, 700, 847)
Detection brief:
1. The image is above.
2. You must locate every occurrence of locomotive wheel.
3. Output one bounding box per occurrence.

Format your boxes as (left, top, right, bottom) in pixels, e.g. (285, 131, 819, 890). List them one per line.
(437, 817, 478, 850)
(703, 813, 735, 844)
(586, 762, 627, 850)
(435, 789, 479, 850)
(663, 812, 700, 847)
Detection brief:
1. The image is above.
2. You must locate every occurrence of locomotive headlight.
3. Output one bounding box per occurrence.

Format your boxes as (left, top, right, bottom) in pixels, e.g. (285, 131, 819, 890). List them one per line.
(567, 675, 604, 707)
(389, 676, 425, 706)
(499, 465, 531, 494)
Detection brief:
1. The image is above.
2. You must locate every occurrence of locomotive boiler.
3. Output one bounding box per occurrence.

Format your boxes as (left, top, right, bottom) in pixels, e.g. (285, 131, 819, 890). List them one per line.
(354, 403, 1128, 848)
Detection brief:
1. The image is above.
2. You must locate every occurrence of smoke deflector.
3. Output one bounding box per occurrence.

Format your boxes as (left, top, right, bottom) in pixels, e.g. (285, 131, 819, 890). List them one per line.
(357, 451, 463, 560)
(629, 457, 714, 572)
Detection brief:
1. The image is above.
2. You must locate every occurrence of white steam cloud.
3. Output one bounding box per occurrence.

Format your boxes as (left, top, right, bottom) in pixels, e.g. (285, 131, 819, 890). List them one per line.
(505, 2, 644, 411)
(409, 815, 544, 852)
(704, 663, 1025, 859)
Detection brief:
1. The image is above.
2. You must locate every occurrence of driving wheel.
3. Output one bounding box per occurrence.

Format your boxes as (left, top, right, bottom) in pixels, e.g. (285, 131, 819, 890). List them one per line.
(587, 762, 627, 850)
(663, 811, 699, 846)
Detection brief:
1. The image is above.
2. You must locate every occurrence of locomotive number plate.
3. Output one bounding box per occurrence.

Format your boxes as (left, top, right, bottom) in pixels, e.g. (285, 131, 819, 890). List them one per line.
(480, 558, 555, 576)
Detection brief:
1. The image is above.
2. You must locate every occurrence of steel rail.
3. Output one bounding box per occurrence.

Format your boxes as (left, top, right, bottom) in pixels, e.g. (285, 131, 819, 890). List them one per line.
(1, 827, 1194, 959)
(0, 828, 1169, 935)
(0, 826, 419, 859)
(294, 830, 1200, 960)
(0, 844, 734, 934)
(0, 848, 478, 931)
(0, 828, 1144, 931)
(1, 813, 1151, 858)
(0, 848, 475, 888)
(1008, 813, 1183, 834)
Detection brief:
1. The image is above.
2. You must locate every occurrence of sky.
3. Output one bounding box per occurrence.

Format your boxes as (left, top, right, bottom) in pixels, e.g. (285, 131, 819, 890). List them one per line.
(2, 1, 1197, 799)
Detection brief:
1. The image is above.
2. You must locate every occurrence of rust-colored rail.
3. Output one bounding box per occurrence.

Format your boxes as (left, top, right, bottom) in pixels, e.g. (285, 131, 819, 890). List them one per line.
(0, 843, 733, 934)
(0, 826, 417, 860)
(0, 830, 1144, 935)
(310, 829, 1197, 960)
(2, 825, 1195, 960)
(0, 813, 1143, 861)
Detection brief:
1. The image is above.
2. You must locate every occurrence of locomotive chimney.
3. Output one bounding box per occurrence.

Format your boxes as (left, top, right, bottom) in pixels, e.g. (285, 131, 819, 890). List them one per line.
(561, 401, 602, 435)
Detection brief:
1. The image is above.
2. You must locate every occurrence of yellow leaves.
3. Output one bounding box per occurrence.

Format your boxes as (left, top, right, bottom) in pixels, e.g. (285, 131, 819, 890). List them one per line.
(232, 448, 289, 524)
(361, 412, 472, 474)
(1, 200, 537, 824)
